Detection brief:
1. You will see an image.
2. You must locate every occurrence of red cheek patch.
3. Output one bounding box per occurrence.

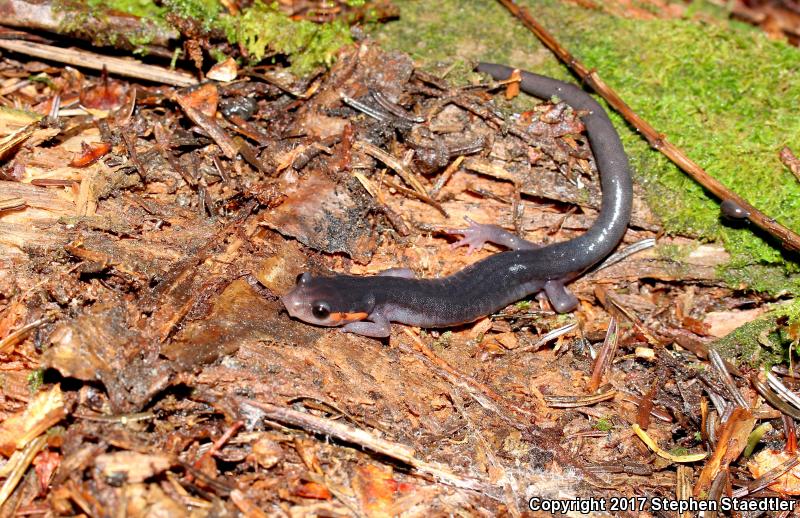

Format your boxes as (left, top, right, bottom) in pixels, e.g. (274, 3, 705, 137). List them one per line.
(328, 312, 368, 325)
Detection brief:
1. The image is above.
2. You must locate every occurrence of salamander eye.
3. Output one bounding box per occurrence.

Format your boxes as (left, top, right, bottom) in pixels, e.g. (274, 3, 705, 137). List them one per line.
(296, 272, 312, 285)
(311, 301, 330, 319)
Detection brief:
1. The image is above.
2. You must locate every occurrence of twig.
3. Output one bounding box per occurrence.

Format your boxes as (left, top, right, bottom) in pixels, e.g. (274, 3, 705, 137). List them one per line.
(230, 490, 269, 518)
(381, 177, 447, 217)
(731, 454, 800, 498)
(635, 379, 658, 429)
(430, 155, 464, 200)
(709, 349, 748, 409)
(590, 238, 656, 273)
(371, 91, 425, 123)
(0, 316, 51, 354)
(752, 376, 800, 420)
(74, 411, 156, 424)
(191, 421, 244, 475)
(543, 387, 616, 408)
(0, 39, 197, 87)
(174, 95, 239, 159)
(587, 317, 618, 393)
(353, 141, 428, 198)
(236, 397, 500, 498)
(0, 435, 47, 507)
(601, 290, 661, 346)
(693, 407, 755, 496)
(780, 146, 800, 183)
(494, 0, 800, 252)
(514, 322, 577, 354)
(675, 464, 693, 518)
(353, 172, 411, 236)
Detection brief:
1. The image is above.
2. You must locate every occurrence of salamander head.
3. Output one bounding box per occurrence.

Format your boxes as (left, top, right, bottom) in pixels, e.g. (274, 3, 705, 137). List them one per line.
(281, 272, 373, 327)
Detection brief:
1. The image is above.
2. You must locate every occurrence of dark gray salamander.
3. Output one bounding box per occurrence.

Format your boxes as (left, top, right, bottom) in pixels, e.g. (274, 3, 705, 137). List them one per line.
(282, 63, 633, 337)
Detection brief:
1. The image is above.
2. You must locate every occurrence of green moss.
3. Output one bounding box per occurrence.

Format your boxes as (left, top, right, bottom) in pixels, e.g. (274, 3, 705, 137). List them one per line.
(594, 417, 613, 432)
(56, 0, 353, 74)
(655, 242, 694, 263)
(712, 299, 800, 367)
(55, 0, 168, 49)
(431, 330, 453, 351)
(515, 300, 532, 311)
(89, 0, 166, 19)
(209, 47, 228, 63)
(27, 369, 44, 394)
(163, 0, 221, 30)
(669, 446, 689, 457)
(375, 0, 800, 296)
(83, 0, 166, 20)
(720, 262, 800, 295)
(653, 242, 699, 279)
(220, 1, 353, 75)
(689, 363, 707, 373)
(28, 73, 55, 89)
(47, 426, 66, 438)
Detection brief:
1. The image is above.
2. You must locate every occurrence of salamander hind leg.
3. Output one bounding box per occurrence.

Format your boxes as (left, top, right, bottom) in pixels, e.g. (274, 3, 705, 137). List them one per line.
(446, 217, 539, 253)
(342, 311, 392, 338)
(544, 280, 579, 313)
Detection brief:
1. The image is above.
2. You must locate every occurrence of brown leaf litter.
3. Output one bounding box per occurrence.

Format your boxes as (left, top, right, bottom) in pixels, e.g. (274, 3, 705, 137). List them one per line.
(0, 39, 797, 516)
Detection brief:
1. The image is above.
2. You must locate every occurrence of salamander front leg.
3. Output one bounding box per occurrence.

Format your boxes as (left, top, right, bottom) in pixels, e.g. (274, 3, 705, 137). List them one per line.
(446, 217, 538, 253)
(342, 311, 391, 338)
(544, 280, 579, 313)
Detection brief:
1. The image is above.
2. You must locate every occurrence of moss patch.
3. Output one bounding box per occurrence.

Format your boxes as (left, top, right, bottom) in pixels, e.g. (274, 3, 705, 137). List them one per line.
(712, 299, 800, 367)
(56, 0, 354, 74)
(221, 2, 353, 75)
(163, 0, 222, 30)
(374, 0, 800, 295)
(89, 0, 168, 20)
(55, 0, 169, 49)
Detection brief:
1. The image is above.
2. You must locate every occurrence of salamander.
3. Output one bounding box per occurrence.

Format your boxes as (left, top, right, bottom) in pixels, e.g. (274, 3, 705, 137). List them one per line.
(281, 63, 633, 338)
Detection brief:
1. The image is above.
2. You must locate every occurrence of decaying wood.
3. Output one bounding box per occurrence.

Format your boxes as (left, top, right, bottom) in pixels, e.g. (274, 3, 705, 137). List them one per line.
(0, 0, 179, 51)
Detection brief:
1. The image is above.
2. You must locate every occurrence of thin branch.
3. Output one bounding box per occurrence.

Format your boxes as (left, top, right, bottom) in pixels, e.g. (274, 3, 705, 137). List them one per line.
(0, 38, 197, 87)
(236, 397, 501, 498)
(494, 0, 800, 251)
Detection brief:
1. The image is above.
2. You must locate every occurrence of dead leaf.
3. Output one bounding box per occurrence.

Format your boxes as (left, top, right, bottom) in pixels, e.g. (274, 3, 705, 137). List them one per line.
(694, 408, 756, 496)
(352, 464, 415, 518)
(70, 141, 112, 167)
(208, 57, 238, 82)
(0, 386, 66, 457)
(95, 451, 172, 483)
(747, 449, 800, 495)
(293, 481, 332, 500)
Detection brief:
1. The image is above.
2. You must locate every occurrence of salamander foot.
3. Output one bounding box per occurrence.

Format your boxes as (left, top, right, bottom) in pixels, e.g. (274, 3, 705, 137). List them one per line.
(342, 312, 391, 338)
(544, 280, 579, 313)
(446, 217, 538, 253)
